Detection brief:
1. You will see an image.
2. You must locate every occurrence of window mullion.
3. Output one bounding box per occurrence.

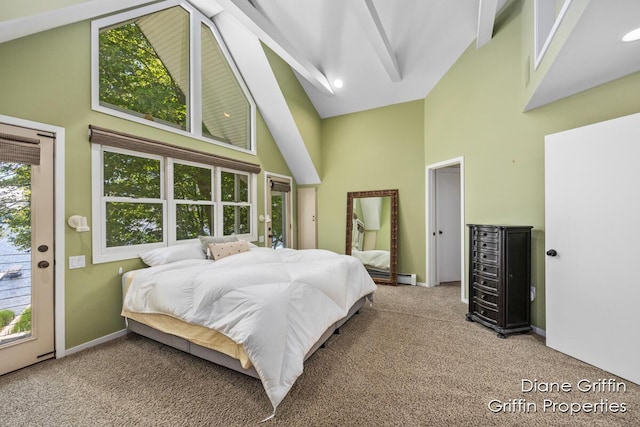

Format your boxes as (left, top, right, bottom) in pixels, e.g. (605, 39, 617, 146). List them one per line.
(191, 9, 202, 138)
(167, 159, 176, 244)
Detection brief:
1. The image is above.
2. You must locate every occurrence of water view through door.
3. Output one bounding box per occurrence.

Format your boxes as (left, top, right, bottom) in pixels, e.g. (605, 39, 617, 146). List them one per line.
(0, 123, 55, 375)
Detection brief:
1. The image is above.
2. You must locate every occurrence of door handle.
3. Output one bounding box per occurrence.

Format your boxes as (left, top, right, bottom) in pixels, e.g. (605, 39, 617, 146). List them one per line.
(38, 260, 50, 268)
(438, 230, 443, 235)
(546, 249, 558, 257)
(38, 245, 49, 253)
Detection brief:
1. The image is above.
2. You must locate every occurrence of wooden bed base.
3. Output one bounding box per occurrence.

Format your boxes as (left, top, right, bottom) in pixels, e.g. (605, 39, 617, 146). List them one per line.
(126, 294, 370, 379)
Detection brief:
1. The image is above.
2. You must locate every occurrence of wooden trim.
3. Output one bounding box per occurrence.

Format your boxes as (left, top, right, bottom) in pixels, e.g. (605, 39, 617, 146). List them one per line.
(346, 189, 399, 286)
(89, 125, 260, 174)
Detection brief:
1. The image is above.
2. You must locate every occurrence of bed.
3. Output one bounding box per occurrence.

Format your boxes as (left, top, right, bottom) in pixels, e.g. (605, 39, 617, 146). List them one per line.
(351, 248, 390, 271)
(121, 243, 377, 417)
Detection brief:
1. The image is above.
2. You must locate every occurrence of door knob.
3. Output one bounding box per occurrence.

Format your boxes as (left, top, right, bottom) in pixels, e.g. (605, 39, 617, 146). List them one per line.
(37, 245, 49, 252)
(438, 230, 443, 235)
(38, 260, 50, 268)
(546, 249, 558, 257)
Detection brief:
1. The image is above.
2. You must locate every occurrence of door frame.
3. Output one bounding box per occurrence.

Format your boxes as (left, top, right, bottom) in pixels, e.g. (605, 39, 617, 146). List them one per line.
(426, 157, 466, 302)
(0, 114, 66, 358)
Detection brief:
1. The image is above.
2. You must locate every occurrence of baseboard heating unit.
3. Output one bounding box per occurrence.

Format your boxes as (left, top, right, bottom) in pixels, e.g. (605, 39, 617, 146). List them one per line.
(397, 273, 417, 286)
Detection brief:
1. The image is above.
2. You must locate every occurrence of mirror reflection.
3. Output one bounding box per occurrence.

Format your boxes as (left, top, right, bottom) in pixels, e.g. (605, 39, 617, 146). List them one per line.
(346, 190, 398, 285)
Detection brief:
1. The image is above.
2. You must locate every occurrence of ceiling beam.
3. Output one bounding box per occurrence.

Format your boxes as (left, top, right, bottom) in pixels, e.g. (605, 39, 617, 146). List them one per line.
(476, 0, 500, 48)
(213, 11, 321, 184)
(214, 0, 334, 96)
(0, 0, 157, 44)
(355, 0, 402, 82)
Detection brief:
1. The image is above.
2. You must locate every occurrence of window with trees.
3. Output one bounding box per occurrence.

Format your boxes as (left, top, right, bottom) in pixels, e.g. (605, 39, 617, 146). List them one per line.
(93, 146, 256, 263)
(92, 1, 254, 152)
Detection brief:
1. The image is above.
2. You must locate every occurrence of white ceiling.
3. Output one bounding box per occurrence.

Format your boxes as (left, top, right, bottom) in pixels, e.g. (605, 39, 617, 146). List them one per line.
(204, 0, 640, 118)
(2, 0, 640, 182)
(248, 0, 483, 118)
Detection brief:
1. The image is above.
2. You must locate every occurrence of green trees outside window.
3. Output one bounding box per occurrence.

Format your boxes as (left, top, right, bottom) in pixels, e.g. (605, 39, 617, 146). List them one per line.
(221, 171, 250, 236)
(103, 151, 163, 247)
(174, 163, 214, 240)
(99, 149, 253, 254)
(98, 7, 189, 130)
(95, 3, 253, 150)
(0, 162, 30, 251)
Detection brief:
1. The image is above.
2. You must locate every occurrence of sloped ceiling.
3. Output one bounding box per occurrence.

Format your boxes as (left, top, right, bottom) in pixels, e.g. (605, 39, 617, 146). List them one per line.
(526, 0, 640, 110)
(3, 0, 640, 182)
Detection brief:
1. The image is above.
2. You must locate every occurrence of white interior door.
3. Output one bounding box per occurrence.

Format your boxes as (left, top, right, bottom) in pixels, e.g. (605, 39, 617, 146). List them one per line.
(435, 167, 461, 284)
(297, 187, 317, 249)
(545, 113, 640, 385)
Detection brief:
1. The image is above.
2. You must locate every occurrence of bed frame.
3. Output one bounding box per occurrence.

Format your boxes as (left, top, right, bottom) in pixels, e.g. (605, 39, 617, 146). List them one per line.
(126, 294, 370, 379)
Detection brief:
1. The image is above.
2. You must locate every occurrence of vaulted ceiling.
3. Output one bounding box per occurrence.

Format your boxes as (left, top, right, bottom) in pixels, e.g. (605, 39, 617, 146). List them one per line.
(2, 0, 640, 184)
(200, 0, 509, 118)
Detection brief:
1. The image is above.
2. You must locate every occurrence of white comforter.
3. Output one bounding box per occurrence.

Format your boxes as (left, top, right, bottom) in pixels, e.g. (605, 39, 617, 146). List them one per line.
(351, 248, 390, 270)
(123, 247, 377, 411)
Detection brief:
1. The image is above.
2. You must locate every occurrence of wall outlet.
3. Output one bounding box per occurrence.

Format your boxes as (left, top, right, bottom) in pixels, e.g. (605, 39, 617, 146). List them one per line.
(530, 286, 536, 302)
(69, 255, 85, 269)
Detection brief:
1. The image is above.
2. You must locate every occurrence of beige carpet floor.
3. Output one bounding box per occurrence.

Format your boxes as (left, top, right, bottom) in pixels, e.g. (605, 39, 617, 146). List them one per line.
(1, 283, 638, 426)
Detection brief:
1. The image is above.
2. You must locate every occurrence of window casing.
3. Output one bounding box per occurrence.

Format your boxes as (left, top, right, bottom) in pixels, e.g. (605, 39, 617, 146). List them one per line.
(92, 146, 257, 263)
(91, 0, 255, 153)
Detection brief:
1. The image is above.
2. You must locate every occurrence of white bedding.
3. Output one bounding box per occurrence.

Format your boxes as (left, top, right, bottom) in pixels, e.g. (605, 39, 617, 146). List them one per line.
(122, 247, 376, 412)
(351, 248, 390, 270)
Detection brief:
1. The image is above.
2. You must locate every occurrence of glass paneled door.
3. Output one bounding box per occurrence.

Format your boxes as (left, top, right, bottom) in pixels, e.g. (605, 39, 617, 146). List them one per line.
(0, 123, 55, 375)
(266, 175, 292, 249)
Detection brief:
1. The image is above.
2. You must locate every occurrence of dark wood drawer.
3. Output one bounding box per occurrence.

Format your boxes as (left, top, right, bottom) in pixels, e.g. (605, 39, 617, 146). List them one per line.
(473, 227, 498, 242)
(473, 301, 498, 324)
(472, 262, 498, 278)
(472, 286, 498, 307)
(472, 275, 499, 291)
(474, 240, 498, 251)
(473, 250, 498, 264)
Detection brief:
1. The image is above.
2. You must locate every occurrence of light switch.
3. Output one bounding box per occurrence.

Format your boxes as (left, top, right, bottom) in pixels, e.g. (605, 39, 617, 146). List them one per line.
(69, 255, 86, 269)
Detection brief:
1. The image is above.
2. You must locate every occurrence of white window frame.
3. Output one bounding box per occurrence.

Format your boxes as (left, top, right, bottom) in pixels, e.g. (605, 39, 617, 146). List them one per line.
(168, 159, 216, 245)
(90, 0, 256, 154)
(92, 146, 257, 264)
(92, 145, 167, 263)
(217, 168, 256, 238)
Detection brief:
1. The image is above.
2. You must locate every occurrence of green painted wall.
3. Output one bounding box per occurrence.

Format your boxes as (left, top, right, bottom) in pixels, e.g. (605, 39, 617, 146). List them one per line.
(319, 100, 425, 280)
(0, 21, 292, 348)
(424, 2, 640, 330)
(0, 0, 88, 22)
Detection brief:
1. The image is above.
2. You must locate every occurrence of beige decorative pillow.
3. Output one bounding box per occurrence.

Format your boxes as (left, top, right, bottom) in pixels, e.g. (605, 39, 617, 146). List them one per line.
(198, 235, 239, 257)
(208, 240, 250, 260)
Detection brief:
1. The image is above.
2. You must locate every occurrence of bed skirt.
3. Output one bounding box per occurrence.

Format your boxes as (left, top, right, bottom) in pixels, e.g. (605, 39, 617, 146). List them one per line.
(125, 294, 370, 379)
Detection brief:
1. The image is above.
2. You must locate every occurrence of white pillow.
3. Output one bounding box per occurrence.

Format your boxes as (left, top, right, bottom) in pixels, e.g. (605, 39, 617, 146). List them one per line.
(140, 243, 206, 266)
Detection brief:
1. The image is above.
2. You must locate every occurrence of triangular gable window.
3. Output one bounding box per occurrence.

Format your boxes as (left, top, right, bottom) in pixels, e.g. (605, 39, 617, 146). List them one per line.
(92, 1, 255, 153)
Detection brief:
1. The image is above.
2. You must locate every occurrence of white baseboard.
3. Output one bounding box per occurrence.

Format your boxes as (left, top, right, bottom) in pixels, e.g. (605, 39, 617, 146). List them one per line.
(415, 282, 431, 288)
(63, 329, 129, 357)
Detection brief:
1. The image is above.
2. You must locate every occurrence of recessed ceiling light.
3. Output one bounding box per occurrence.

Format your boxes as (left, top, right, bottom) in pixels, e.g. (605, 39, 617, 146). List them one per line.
(622, 27, 640, 42)
(333, 79, 343, 89)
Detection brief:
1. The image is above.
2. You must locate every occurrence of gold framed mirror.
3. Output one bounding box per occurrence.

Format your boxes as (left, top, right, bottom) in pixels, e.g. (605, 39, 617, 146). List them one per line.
(345, 189, 398, 285)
